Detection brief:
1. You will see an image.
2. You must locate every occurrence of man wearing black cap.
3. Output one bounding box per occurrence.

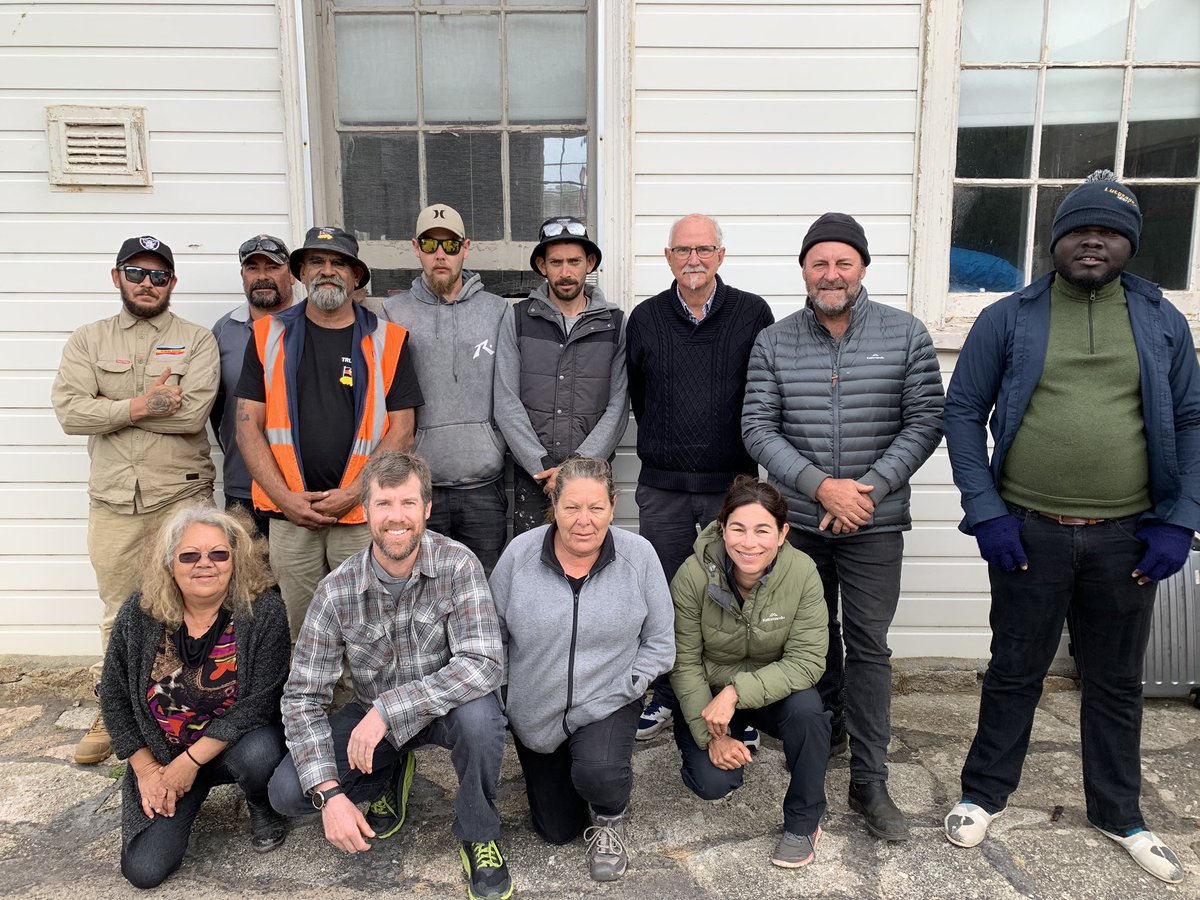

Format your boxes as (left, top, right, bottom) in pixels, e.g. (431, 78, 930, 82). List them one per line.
(742, 213, 944, 842)
(942, 171, 1199, 884)
(52, 235, 220, 765)
(210, 235, 297, 537)
(493, 216, 628, 534)
(235, 226, 423, 641)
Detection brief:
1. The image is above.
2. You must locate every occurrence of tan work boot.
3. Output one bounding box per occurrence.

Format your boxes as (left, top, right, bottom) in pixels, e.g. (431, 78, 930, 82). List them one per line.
(74, 713, 112, 765)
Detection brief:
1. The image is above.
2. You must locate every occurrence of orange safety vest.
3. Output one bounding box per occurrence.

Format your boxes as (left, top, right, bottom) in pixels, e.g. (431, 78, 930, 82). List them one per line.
(250, 312, 406, 524)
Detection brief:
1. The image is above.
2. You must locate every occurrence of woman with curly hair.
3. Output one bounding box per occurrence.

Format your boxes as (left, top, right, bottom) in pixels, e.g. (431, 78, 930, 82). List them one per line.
(99, 504, 291, 888)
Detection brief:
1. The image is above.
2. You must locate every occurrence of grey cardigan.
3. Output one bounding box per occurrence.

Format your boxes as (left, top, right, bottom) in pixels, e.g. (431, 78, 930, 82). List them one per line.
(489, 524, 675, 753)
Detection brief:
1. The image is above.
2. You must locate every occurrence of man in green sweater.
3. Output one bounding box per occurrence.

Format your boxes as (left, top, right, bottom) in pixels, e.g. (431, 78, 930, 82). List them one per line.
(943, 171, 1200, 884)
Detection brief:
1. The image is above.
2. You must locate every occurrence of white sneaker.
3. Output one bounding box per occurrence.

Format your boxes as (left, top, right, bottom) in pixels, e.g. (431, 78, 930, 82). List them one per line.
(944, 801, 1004, 848)
(1097, 826, 1185, 884)
(635, 700, 672, 741)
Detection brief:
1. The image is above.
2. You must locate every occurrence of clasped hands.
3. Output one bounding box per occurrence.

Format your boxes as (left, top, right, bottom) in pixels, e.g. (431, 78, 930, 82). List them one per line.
(815, 477, 875, 534)
(702, 685, 752, 771)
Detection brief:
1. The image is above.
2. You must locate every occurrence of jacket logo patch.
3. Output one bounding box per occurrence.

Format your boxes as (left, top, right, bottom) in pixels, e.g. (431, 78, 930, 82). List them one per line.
(153, 345, 186, 357)
(866, 353, 885, 360)
(761, 613, 786, 623)
(473, 339, 495, 359)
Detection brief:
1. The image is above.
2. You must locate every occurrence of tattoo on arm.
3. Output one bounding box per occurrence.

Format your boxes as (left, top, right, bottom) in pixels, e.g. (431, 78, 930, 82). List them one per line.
(235, 398, 251, 423)
(146, 392, 173, 414)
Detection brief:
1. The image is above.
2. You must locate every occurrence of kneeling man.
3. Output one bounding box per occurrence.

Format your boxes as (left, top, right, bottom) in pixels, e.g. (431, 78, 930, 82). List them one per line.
(269, 451, 512, 900)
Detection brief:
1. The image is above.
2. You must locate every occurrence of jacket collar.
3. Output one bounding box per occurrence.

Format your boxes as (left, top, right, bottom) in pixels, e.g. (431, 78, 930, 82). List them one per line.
(538, 523, 617, 579)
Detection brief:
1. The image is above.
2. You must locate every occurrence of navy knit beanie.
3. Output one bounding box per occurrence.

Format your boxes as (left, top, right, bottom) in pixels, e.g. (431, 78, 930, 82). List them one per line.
(799, 212, 871, 266)
(1050, 170, 1141, 256)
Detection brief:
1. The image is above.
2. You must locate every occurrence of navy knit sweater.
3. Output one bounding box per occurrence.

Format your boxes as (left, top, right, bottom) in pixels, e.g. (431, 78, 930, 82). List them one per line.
(626, 276, 774, 492)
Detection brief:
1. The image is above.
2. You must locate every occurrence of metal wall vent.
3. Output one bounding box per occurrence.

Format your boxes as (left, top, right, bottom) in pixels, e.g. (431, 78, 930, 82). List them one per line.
(46, 105, 151, 187)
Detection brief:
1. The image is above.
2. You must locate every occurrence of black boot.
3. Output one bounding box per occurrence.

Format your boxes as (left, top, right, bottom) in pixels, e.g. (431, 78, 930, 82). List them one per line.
(848, 780, 909, 841)
(247, 797, 287, 853)
(829, 723, 849, 759)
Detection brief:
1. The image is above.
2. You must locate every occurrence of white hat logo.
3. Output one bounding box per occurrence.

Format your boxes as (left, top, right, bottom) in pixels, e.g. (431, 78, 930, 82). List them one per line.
(140, 236, 160, 250)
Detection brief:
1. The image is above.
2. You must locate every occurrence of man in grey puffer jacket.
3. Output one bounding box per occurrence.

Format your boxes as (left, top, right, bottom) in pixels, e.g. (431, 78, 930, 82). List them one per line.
(742, 213, 943, 842)
(381, 204, 509, 574)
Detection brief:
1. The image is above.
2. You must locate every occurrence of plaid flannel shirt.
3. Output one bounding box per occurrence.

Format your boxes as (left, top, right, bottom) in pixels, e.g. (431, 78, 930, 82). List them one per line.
(281, 532, 504, 793)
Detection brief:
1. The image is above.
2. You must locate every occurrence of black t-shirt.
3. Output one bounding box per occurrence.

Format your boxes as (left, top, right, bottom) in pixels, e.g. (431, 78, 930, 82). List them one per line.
(235, 319, 423, 492)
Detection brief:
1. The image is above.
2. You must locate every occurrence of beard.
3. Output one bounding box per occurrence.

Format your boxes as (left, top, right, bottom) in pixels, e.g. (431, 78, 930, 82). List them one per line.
(549, 277, 585, 304)
(678, 265, 710, 291)
(309, 279, 348, 311)
(373, 526, 422, 565)
(807, 280, 862, 316)
(120, 283, 171, 319)
(1056, 264, 1121, 292)
(245, 280, 287, 310)
(427, 268, 459, 298)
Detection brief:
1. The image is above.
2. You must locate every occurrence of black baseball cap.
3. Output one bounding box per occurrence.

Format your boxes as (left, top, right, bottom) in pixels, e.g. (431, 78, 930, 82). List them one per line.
(116, 235, 174, 270)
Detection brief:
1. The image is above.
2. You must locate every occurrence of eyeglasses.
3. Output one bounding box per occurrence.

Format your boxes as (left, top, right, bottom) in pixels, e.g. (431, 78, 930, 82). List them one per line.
(121, 265, 172, 287)
(669, 245, 720, 261)
(239, 237, 287, 258)
(416, 236, 463, 255)
(177, 549, 232, 564)
(540, 219, 588, 239)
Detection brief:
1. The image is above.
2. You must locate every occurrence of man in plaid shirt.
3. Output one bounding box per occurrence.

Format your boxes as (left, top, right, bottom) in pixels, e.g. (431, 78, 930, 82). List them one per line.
(268, 451, 513, 900)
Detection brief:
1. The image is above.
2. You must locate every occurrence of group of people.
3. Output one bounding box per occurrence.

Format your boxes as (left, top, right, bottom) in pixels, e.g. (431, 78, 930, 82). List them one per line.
(50, 168, 1197, 895)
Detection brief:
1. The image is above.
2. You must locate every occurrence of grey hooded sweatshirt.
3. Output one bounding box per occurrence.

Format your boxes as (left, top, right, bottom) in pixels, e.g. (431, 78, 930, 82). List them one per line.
(381, 271, 509, 487)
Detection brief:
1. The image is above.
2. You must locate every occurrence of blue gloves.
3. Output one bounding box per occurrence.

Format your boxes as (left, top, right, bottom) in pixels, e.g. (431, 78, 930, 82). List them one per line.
(1133, 522, 1195, 582)
(973, 514, 1028, 571)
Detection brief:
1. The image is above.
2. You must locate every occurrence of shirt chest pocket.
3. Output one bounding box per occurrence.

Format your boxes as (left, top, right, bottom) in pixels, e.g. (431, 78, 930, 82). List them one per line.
(96, 359, 134, 400)
(342, 623, 388, 676)
(145, 360, 190, 385)
(409, 605, 449, 657)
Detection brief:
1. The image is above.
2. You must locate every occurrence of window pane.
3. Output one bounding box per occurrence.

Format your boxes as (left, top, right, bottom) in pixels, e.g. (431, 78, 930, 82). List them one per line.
(1047, 0, 1128, 62)
(1125, 70, 1200, 178)
(508, 14, 587, 124)
(957, 69, 1036, 178)
(1126, 184, 1197, 290)
(341, 134, 420, 242)
(961, 0, 1043, 63)
(335, 0, 410, 7)
(422, 15, 501, 124)
(1135, 0, 1200, 62)
(1031, 183, 1071, 272)
(510, 133, 588, 240)
(336, 15, 417, 125)
(426, 132, 503, 240)
(950, 186, 1029, 292)
(508, 0, 585, 5)
(1039, 68, 1122, 178)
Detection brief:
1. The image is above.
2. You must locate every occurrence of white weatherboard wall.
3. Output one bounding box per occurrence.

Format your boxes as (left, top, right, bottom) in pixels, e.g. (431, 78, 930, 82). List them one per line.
(0, 0, 296, 654)
(629, 1, 990, 658)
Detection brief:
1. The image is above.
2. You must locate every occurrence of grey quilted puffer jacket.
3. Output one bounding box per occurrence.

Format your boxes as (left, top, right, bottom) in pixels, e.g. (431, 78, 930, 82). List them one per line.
(741, 289, 944, 534)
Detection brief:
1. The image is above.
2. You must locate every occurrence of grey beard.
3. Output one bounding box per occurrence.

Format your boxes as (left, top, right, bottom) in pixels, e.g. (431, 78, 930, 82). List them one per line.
(310, 282, 348, 311)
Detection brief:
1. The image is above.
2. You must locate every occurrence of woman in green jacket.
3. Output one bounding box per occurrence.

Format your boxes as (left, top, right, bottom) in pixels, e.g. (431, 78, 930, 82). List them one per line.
(669, 476, 830, 869)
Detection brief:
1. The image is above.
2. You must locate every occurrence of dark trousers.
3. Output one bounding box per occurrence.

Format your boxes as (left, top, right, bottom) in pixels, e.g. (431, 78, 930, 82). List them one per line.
(512, 466, 550, 537)
(268, 695, 507, 841)
(672, 689, 830, 835)
(960, 508, 1157, 833)
(786, 529, 903, 782)
(512, 699, 642, 844)
(121, 724, 286, 889)
(427, 480, 508, 576)
(224, 495, 272, 541)
(635, 482, 727, 709)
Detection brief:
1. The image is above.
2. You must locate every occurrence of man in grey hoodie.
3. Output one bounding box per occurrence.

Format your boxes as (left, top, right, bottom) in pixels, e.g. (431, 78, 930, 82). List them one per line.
(381, 204, 510, 574)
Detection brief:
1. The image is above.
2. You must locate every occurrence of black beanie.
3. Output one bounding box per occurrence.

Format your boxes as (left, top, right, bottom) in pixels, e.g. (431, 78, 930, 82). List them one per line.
(1050, 170, 1141, 256)
(799, 212, 871, 266)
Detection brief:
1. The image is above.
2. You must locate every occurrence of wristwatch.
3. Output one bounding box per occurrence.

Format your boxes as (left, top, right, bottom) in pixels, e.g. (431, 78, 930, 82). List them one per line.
(310, 785, 345, 810)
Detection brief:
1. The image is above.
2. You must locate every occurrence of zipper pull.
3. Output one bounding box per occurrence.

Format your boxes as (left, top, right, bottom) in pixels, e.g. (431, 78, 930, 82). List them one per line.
(831, 371, 839, 387)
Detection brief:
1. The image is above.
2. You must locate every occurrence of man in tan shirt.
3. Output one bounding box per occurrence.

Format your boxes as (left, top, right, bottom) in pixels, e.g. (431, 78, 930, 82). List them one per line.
(52, 235, 219, 764)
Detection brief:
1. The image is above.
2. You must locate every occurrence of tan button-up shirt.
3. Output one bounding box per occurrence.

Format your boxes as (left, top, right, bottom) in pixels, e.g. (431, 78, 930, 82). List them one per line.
(52, 307, 219, 513)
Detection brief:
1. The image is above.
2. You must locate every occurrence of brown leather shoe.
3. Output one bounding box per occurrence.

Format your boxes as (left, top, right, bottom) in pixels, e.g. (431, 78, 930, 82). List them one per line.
(74, 713, 112, 765)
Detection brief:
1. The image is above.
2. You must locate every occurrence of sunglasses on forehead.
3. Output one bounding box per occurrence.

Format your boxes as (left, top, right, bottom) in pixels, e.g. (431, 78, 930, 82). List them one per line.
(540, 220, 588, 239)
(239, 237, 286, 257)
(177, 549, 231, 564)
(417, 236, 463, 255)
(121, 265, 172, 287)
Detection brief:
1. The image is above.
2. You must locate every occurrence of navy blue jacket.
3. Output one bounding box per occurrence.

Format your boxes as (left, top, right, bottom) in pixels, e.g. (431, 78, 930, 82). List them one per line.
(944, 271, 1200, 534)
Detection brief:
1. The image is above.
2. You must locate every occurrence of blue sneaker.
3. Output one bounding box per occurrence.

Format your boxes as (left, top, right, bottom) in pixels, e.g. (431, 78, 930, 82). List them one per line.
(635, 699, 672, 740)
(741, 726, 761, 752)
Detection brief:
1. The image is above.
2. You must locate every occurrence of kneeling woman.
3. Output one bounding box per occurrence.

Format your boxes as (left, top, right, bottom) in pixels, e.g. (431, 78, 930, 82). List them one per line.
(100, 506, 291, 888)
(490, 457, 674, 882)
(670, 476, 830, 868)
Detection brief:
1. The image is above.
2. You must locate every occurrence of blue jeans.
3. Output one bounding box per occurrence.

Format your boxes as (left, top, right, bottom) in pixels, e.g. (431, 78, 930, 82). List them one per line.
(121, 724, 286, 889)
(960, 507, 1157, 833)
(428, 480, 508, 576)
(268, 695, 507, 841)
(786, 529, 903, 782)
(673, 689, 829, 835)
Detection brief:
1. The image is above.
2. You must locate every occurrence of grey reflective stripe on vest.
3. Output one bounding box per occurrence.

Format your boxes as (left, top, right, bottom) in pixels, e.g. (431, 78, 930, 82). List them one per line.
(265, 428, 293, 446)
(349, 320, 391, 458)
(262, 317, 286, 396)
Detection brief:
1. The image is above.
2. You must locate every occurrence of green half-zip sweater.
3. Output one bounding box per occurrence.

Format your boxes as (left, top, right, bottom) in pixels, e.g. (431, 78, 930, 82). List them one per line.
(999, 274, 1150, 518)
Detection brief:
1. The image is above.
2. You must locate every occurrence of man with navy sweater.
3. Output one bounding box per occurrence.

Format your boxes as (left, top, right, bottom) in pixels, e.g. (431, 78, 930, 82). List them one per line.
(626, 214, 774, 740)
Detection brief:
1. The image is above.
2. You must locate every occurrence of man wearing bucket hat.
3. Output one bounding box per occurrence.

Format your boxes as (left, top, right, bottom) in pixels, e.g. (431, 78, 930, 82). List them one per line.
(52, 235, 220, 764)
(235, 226, 424, 641)
(942, 172, 1199, 884)
(210, 234, 297, 538)
(493, 216, 629, 534)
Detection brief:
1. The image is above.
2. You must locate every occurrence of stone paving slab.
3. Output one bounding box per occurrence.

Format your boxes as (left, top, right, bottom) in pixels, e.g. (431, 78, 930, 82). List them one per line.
(0, 685, 1196, 899)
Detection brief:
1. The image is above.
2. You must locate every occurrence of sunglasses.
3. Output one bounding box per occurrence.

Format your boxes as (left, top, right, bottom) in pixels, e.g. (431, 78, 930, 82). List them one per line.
(417, 236, 463, 255)
(177, 549, 231, 564)
(122, 265, 172, 287)
(240, 237, 286, 257)
(540, 219, 588, 239)
(669, 245, 720, 261)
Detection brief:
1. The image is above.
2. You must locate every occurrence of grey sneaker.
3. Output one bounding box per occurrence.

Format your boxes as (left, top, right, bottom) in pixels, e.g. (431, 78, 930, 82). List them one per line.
(771, 826, 822, 868)
(584, 808, 629, 881)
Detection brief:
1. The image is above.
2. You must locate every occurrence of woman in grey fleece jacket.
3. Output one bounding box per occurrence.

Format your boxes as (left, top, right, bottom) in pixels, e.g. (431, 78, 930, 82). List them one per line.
(489, 458, 675, 882)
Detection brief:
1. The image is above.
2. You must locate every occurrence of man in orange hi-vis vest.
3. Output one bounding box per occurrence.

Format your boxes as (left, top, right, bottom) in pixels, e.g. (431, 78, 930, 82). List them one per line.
(235, 226, 423, 640)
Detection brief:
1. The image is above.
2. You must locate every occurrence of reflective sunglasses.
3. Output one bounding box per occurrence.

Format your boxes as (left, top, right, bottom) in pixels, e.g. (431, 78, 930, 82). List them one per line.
(540, 219, 588, 239)
(240, 236, 287, 257)
(669, 245, 719, 261)
(417, 236, 463, 255)
(122, 265, 172, 287)
(177, 549, 232, 564)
